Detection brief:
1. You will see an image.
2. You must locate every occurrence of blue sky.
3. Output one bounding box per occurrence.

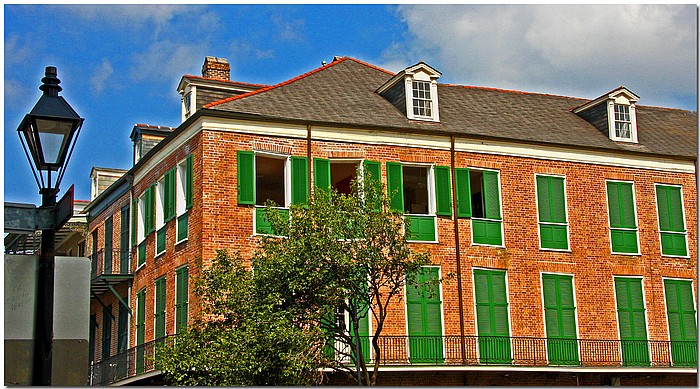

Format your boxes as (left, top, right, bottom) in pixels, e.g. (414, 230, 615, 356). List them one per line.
(4, 4, 697, 205)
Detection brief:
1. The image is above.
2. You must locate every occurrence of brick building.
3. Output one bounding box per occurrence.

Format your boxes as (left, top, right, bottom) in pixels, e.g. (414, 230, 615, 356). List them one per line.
(85, 56, 697, 385)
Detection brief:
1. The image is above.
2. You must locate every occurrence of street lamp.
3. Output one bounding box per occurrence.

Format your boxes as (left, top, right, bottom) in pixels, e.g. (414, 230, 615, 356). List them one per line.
(16, 66, 84, 385)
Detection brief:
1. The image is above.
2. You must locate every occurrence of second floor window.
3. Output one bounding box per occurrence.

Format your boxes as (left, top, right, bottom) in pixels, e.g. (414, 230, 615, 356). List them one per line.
(655, 185, 688, 257)
(606, 181, 639, 254)
(536, 175, 569, 250)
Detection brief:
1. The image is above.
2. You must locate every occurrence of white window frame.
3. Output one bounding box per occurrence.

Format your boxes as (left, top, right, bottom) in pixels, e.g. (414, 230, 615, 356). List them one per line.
(137, 194, 147, 244)
(252, 151, 291, 237)
(182, 86, 196, 121)
(405, 73, 440, 122)
(402, 163, 438, 244)
(534, 173, 571, 252)
(175, 158, 189, 244)
(654, 183, 689, 258)
(539, 271, 581, 364)
(605, 180, 641, 256)
(155, 177, 166, 257)
(469, 168, 505, 248)
(607, 98, 638, 143)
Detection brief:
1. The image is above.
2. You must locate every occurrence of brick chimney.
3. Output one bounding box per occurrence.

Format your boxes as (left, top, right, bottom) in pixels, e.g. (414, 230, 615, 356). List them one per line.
(202, 56, 230, 81)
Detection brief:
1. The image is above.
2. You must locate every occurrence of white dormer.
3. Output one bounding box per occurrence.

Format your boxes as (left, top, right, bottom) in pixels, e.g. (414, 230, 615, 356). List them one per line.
(573, 87, 640, 143)
(378, 62, 442, 123)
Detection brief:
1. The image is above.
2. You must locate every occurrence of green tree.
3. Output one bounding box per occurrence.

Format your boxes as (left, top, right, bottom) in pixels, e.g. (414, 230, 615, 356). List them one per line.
(255, 170, 432, 385)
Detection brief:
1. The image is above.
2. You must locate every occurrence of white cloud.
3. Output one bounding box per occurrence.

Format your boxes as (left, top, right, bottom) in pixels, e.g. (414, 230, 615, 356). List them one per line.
(4, 79, 30, 110)
(4, 33, 34, 66)
(91, 59, 114, 94)
(272, 16, 305, 42)
(129, 41, 206, 84)
(396, 4, 697, 108)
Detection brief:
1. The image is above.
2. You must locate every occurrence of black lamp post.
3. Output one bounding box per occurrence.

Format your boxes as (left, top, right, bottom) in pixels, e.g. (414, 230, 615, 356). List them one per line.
(16, 66, 84, 386)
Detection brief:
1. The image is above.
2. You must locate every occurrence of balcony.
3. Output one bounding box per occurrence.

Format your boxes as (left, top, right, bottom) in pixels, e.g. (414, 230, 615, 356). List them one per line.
(88, 335, 696, 386)
(89, 249, 134, 296)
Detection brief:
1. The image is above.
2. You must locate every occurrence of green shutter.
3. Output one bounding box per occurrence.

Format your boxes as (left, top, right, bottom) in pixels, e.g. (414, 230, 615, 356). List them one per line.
(607, 182, 638, 253)
(474, 269, 511, 364)
(291, 156, 309, 204)
(154, 277, 166, 339)
(313, 158, 331, 192)
(664, 279, 697, 366)
(137, 241, 146, 267)
(406, 215, 436, 241)
(185, 154, 193, 209)
(434, 166, 452, 216)
(175, 267, 189, 333)
(101, 305, 112, 360)
(537, 176, 568, 250)
(406, 267, 443, 363)
(473, 219, 503, 246)
(542, 274, 579, 365)
(363, 160, 381, 183)
(386, 162, 404, 212)
(136, 289, 146, 374)
(657, 186, 687, 256)
(168, 168, 177, 221)
(237, 151, 255, 205)
(455, 168, 472, 218)
(615, 277, 649, 366)
(483, 171, 501, 220)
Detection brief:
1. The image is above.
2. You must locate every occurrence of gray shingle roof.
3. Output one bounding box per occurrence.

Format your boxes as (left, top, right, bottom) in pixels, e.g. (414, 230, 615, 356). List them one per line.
(207, 57, 697, 159)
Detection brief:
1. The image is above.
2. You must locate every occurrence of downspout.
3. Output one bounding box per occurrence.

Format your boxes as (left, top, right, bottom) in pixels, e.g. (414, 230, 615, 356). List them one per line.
(450, 134, 467, 364)
(307, 125, 312, 195)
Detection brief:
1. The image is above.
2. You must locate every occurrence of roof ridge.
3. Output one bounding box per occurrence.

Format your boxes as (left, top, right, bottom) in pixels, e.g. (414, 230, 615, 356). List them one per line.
(183, 74, 268, 88)
(204, 58, 353, 108)
(345, 57, 396, 76)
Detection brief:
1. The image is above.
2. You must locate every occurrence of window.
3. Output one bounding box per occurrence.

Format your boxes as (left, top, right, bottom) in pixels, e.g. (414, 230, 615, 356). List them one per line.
(614, 277, 649, 366)
(542, 274, 578, 365)
(460, 169, 503, 246)
(406, 267, 443, 363)
(663, 279, 697, 366)
(314, 158, 361, 195)
(135, 289, 146, 374)
(614, 104, 631, 139)
(655, 185, 688, 257)
(117, 300, 129, 353)
(156, 170, 175, 257)
(412, 81, 432, 118)
(120, 205, 130, 273)
(183, 92, 192, 119)
(387, 162, 451, 242)
(154, 276, 167, 339)
(474, 269, 511, 364)
(175, 266, 189, 334)
(104, 217, 113, 274)
(89, 314, 96, 364)
(137, 185, 155, 268)
(536, 175, 569, 250)
(606, 181, 639, 254)
(176, 155, 193, 243)
(237, 151, 309, 235)
(101, 304, 112, 360)
(91, 229, 98, 276)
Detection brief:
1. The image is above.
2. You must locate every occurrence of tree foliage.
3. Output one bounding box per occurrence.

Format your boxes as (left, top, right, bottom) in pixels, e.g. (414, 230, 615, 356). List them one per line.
(158, 170, 432, 386)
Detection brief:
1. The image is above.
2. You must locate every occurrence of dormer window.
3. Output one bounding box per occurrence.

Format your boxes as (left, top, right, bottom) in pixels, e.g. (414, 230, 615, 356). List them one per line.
(412, 81, 432, 117)
(183, 92, 192, 119)
(377, 62, 441, 123)
(573, 87, 639, 144)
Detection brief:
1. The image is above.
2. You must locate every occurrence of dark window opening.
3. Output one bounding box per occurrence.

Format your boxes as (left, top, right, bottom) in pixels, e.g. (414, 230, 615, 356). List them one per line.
(256, 155, 286, 206)
(331, 162, 359, 195)
(470, 170, 485, 218)
(403, 166, 429, 214)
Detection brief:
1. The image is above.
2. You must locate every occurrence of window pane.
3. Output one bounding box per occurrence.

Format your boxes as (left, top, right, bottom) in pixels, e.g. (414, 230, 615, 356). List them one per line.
(402, 166, 429, 214)
(256, 155, 286, 206)
(330, 161, 359, 195)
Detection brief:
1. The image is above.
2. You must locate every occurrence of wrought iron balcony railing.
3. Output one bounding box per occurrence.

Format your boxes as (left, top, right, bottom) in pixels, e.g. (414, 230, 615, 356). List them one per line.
(89, 249, 132, 279)
(88, 335, 696, 386)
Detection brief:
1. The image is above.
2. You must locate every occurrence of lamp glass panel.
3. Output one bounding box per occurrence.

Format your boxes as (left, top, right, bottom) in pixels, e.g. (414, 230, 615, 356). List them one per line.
(35, 119, 72, 165)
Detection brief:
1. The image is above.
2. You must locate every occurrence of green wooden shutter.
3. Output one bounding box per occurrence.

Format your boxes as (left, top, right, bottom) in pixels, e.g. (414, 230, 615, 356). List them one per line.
(537, 176, 568, 250)
(386, 162, 404, 212)
(434, 166, 452, 216)
(185, 154, 193, 209)
(237, 151, 255, 205)
(474, 269, 511, 364)
(455, 168, 472, 218)
(363, 160, 381, 183)
(291, 156, 309, 204)
(154, 277, 166, 339)
(175, 267, 189, 333)
(101, 305, 112, 360)
(607, 182, 638, 253)
(542, 274, 579, 365)
(664, 279, 697, 366)
(168, 168, 177, 220)
(482, 171, 501, 220)
(313, 158, 331, 192)
(614, 277, 649, 366)
(406, 267, 443, 363)
(136, 289, 146, 374)
(657, 186, 687, 256)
